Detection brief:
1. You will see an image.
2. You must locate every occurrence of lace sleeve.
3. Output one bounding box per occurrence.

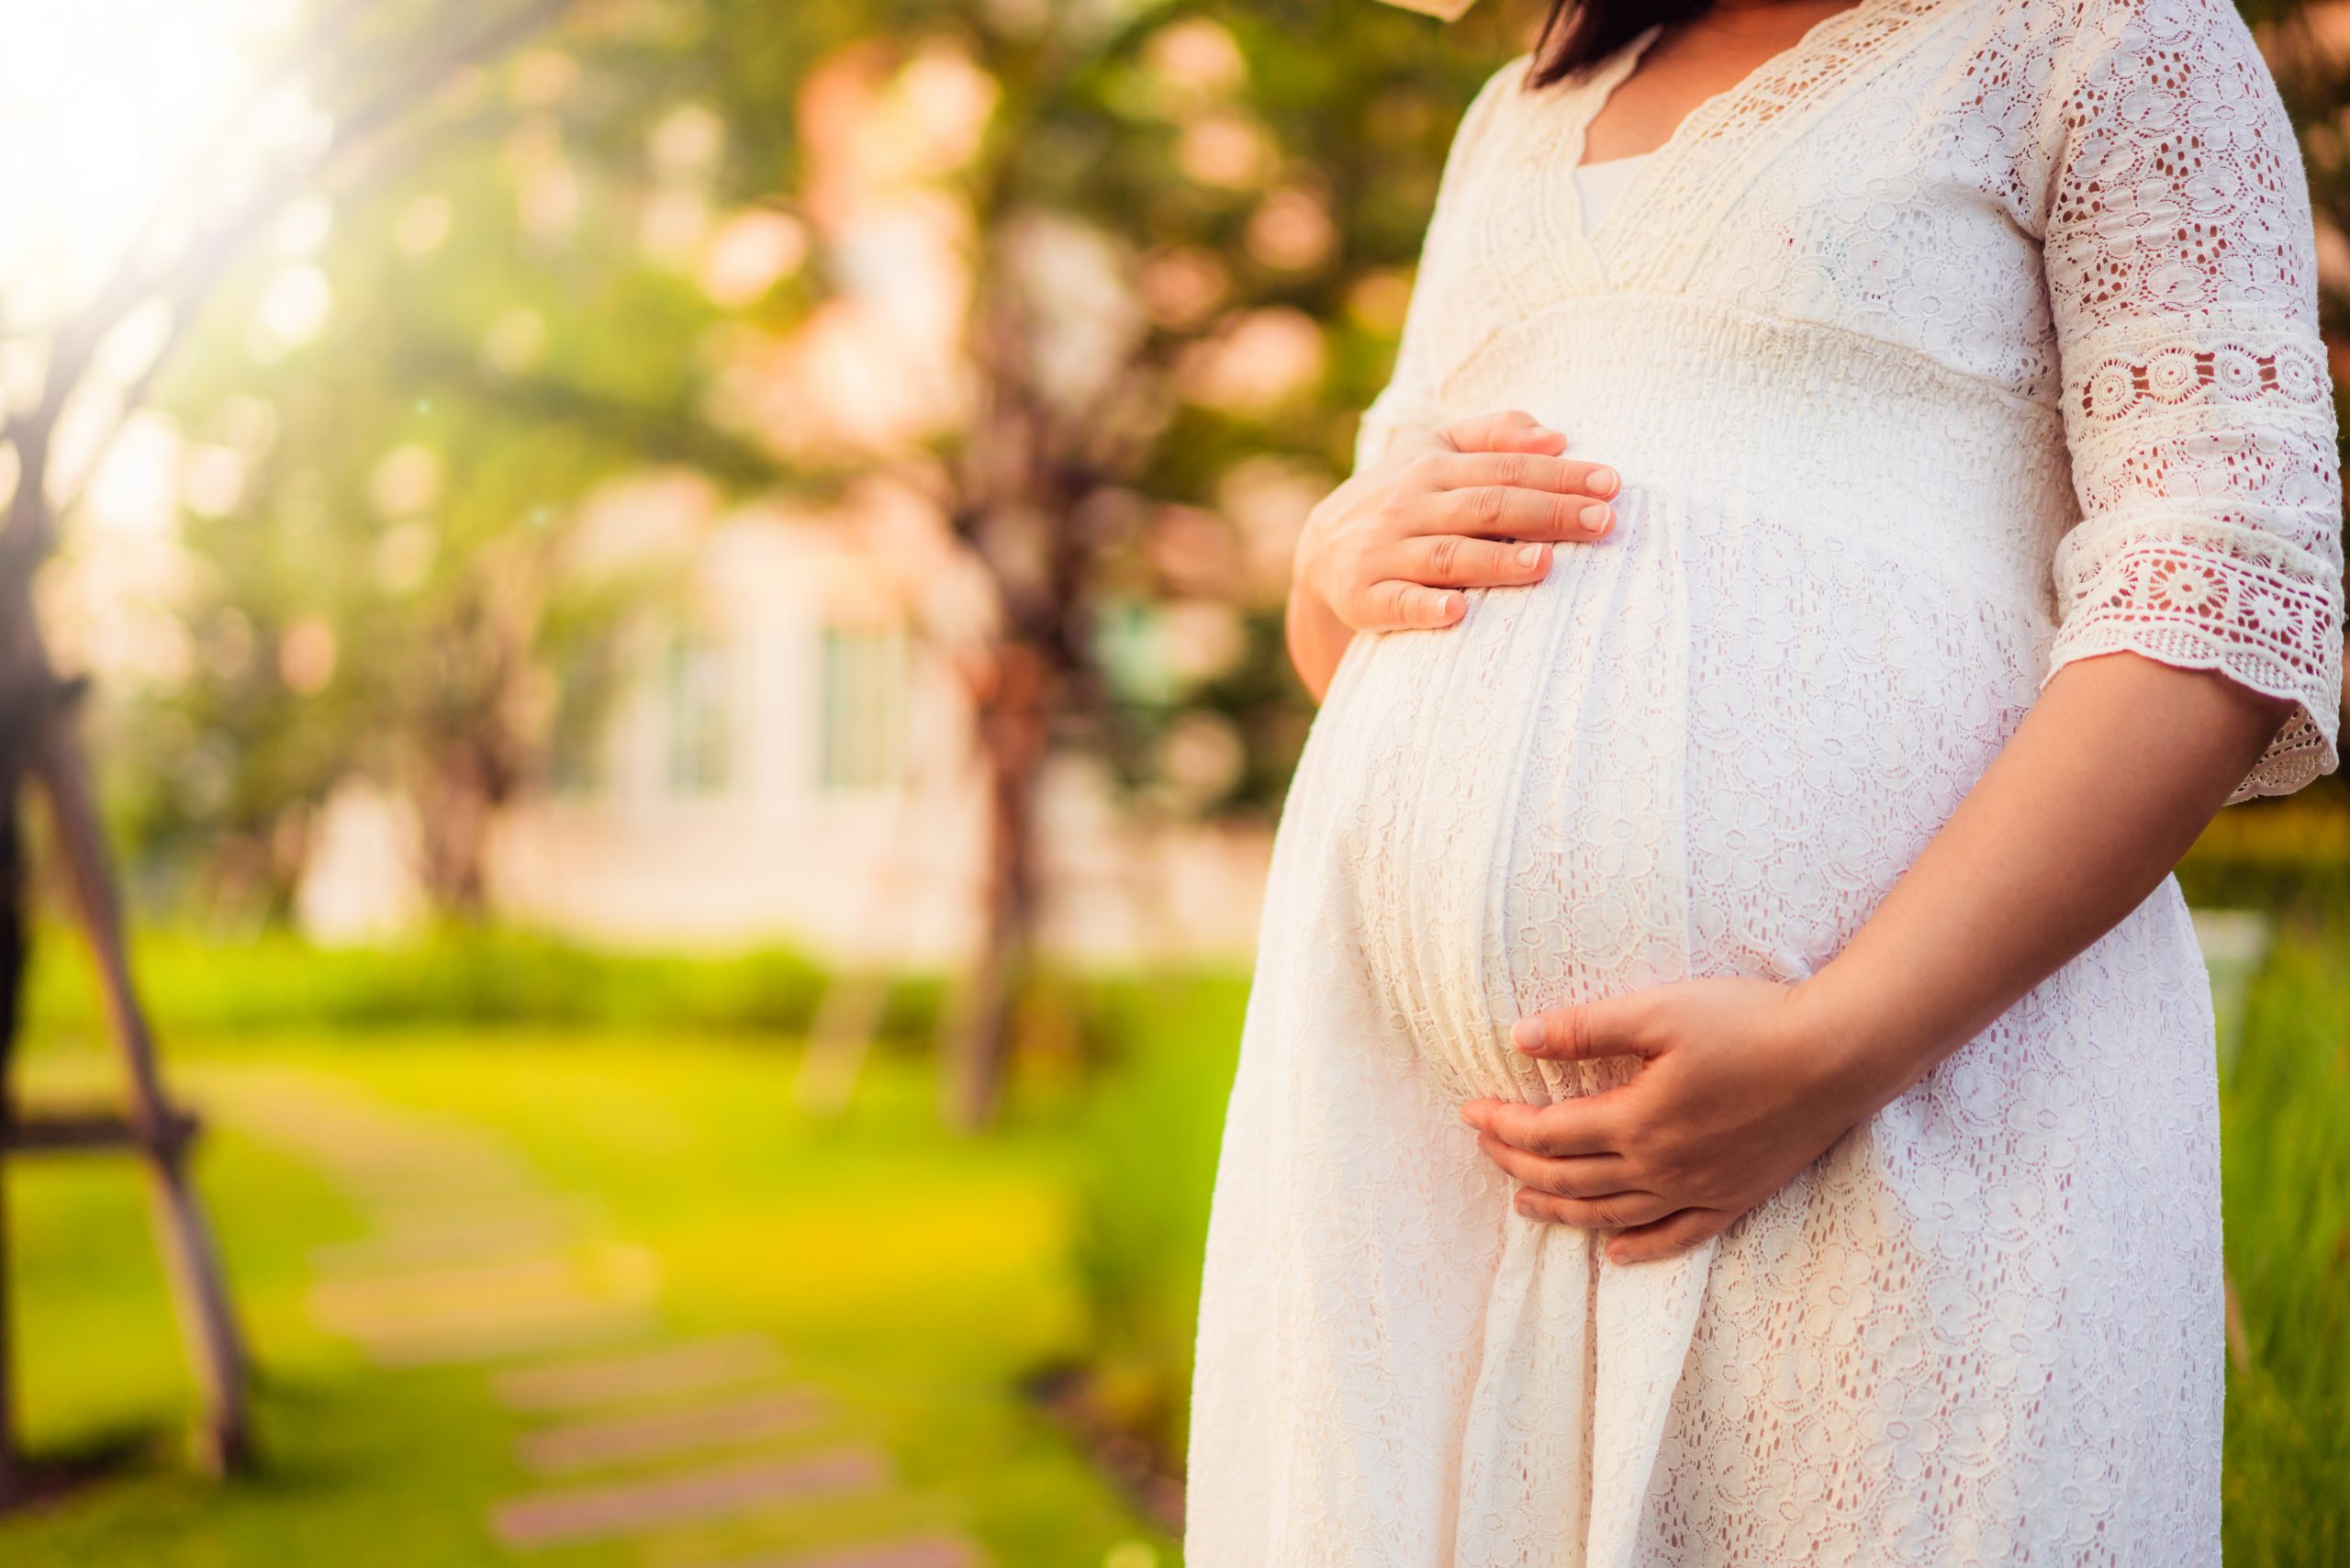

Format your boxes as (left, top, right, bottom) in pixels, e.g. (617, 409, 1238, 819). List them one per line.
(1353, 62, 1521, 473)
(2042, 0, 2344, 799)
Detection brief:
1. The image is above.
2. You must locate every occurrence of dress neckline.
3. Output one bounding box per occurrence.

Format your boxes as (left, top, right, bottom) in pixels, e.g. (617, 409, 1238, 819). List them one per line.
(1570, 1, 1873, 172)
(1572, 153, 1654, 236)
(1519, 0, 1950, 289)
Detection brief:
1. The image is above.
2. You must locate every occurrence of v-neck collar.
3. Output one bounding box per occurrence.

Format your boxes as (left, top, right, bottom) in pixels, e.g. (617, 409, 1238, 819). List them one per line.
(1518, 0, 1953, 292)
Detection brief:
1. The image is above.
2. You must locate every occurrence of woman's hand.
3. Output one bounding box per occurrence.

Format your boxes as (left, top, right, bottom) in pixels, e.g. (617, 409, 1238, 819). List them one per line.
(1295, 409, 1621, 636)
(1459, 658, 2289, 1268)
(1459, 977, 1895, 1265)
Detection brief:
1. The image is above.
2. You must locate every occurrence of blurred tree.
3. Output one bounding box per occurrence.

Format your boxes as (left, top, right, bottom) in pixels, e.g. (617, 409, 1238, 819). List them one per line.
(0, 0, 575, 1487)
(670, 0, 1528, 1125)
(56, 0, 2350, 1125)
(5, 0, 582, 916)
(134, 0, 1530, 1124)
(907, 0, 1531, 1123)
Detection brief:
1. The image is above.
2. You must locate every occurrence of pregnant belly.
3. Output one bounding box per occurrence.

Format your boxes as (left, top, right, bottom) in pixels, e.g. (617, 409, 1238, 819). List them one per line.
(1291, 486, 2052, 1105)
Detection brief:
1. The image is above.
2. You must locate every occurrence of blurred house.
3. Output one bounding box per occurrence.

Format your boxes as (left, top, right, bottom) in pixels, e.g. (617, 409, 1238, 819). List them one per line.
(296, 474, 1274, 965)
(503, 518, 1270, 962)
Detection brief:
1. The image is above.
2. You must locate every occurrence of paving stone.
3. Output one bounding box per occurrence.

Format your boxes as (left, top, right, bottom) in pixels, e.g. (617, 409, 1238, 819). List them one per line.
(716, 1534, 987, 1568)
(215, 1080, 520, 1171)
(516, 1386, 828, 1474)
(492, 1334, 785, 1413)
(488, 1447, 889, 1548)
(310, 1253, 599, 1323)
(309, 1213, 587, 1274)
(308, 1233, 656, 1312)
(326, 1291, 644, 1354)
(359, 1305, 658, 1369)
(708, 1534, 987, 1568)
(362, 1193, 598, 1239)
(330, 1173, 547, 1212)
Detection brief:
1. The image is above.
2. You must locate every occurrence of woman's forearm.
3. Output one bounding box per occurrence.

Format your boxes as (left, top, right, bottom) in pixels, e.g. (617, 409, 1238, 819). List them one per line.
(1285, 581, 1355, 703)
(1803, 650, 2295, 1107)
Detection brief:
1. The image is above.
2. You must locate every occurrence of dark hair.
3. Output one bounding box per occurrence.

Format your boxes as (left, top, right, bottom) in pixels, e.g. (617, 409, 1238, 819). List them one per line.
(1530, 0, 1715, 88)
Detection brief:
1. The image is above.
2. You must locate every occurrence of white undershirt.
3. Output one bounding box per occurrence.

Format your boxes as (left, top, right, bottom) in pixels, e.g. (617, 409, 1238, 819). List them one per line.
(1572, 152, 1654, 235)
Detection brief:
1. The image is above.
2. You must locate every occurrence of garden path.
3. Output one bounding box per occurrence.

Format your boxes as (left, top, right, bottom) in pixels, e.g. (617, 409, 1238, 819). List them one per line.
(219, 1070, 988, 1568)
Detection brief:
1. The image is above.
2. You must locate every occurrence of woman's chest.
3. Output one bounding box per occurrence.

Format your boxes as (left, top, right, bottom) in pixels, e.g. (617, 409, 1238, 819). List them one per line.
(1419, 14, 2063, 399)
(1580, 0, 1880, 163)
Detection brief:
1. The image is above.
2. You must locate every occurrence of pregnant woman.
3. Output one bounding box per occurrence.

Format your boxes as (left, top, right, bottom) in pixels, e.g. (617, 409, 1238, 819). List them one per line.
(1185, 0, 2344, 1561)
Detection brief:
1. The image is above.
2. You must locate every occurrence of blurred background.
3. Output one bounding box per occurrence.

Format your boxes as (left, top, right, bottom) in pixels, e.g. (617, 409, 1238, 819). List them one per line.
(0, 0, 2343, 1564)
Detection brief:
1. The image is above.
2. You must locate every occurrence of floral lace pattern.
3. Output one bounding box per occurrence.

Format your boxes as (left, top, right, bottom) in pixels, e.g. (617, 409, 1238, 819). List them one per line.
(1191, 0, 2340, 1563)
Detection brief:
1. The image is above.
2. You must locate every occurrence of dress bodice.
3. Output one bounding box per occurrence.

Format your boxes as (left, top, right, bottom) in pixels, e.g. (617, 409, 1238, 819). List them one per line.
(1357, 0, 2344, 799)
(1188, 6, 2335, 1562)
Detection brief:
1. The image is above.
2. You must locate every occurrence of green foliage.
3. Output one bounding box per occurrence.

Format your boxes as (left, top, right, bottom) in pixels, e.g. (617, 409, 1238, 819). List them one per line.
(1052, 932, 2350, 1554)
(2219, 920, 2350, 1567)
(20, 924, 944, 1043)
(2177, 781, 2350, 912)
(4, 1030, 1160, 1565)
(7, 921, 2347, 1559)
(111, 0, 1544, 912)
(1064, 973, 1248, 1464)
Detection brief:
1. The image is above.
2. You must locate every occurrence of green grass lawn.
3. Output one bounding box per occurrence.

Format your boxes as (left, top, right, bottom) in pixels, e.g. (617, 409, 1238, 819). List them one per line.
(2, 1025, 1178, 1568)
(1, 918, 2344, 1567)
(2215, 924, 2350, 1568)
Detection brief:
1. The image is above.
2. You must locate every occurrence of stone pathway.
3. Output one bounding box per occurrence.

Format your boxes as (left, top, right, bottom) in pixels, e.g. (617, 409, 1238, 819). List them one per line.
(216, 1070, 991, 1566)
(513, 1389, 830, 1476)
(490, 1450, 891, 1548)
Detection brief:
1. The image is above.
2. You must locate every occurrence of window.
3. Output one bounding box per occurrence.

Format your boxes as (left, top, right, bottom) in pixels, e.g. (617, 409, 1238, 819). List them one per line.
(819, 624, 906, 791)
(546, 654, 610, 797)
(665, 633, 731, 797)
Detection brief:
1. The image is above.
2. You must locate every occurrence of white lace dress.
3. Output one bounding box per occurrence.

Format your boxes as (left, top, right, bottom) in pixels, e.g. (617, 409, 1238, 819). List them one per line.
(1185, 0, 2344, 1562)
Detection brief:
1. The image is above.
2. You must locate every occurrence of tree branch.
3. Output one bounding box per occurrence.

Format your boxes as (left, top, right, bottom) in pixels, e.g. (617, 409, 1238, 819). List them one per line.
(3, 0, 578, 565)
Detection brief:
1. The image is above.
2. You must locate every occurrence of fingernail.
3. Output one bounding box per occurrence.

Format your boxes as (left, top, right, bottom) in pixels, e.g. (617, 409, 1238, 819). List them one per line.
(1511, 1017, 1543, 1051)
(1516, 543, 1543, 567)
(1580, 503, 1610, 533)
(1587, 467, 1617, 496)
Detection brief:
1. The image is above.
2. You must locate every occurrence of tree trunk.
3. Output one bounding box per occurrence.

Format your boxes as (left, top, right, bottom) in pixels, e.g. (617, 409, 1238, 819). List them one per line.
(0, 552, 45, 1083)
(0, 583, 28, 1503)
(944, 640, 1052, 1131)
(414, 739, 512, 920)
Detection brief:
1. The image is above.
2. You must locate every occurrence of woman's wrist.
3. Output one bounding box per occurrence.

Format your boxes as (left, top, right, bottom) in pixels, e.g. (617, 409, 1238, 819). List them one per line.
(1785, 961, 1946, 1123)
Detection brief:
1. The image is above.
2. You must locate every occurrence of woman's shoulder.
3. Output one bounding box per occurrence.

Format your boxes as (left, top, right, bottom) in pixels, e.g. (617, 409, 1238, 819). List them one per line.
(1426, 51, 1541, 174)
(1466, 51, 1539, 124)
(1968, 0, 2273, 86)
(1932, 0, 2284, 169)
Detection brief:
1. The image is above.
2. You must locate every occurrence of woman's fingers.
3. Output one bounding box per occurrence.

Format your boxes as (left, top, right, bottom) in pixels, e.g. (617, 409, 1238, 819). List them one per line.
(1438, 486, 1614, 543)
(1404, 534, 1554, 588)
(1362, 579, 1465, 630)
(1443, 409, 1569, 455)
(1475, 1132, 1634, 1196)
(1512, 1186, 1677, 1231)
(1606, 1208, 1732, 1264)
(1419, 451, 1619, 503)
(1319, 415, 1623, 636)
